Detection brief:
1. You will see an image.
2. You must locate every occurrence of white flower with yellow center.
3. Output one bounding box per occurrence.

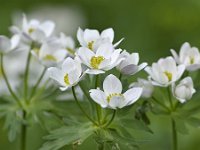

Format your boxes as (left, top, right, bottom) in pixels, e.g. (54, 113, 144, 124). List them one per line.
(47, 57, 83, 91)
(145, 57, 185, 87)
(117, 50, 147, 75)
(77, 43, 123, 74)
(31, 39, 67, 67)
(10, 14, 55, 44)
(89, 74, 143, 109)
(171, 42, 200, 71)
(77, 28, 123, 51)
(0, 35, 20, 53)
(172, 77, 196, 103)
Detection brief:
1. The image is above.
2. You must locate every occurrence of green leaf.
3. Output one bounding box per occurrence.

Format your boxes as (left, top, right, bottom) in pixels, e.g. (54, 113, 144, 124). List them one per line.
(40, 122, 95, 150)
(186, 117, 200, 128)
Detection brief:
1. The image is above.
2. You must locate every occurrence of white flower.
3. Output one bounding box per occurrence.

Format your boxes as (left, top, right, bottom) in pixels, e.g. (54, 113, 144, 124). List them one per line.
(171, 42, 200, 71)
(77, 28, 123, 51)
(76, 43, 124, 74)
(31, 39, 67, 67)
(0, 35, 20, 53)
(116, 50, 147, 75)
(172, 77, 196, 103)
(89, 74, 143, 109)
(47, 57, 83, 91)
(129, 78, 154, 99)
(58, 33, 76, 57)
(145, 56, 185, 87)
(10, 14, 55, 44)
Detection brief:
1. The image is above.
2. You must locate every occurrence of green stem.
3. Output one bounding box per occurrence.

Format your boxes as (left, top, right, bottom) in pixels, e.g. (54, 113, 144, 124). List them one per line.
(167, 87, 173, 109)
(98, 143, 104, 150)
(0, 54, 22, 107)
(104, 110, 116, 127)
(72, 86, 98, 126)
(24, 51, 32, 101)
(119, 73, 122, 81)
(171, 118, 178, 150)
(21, 111, 27, 150)
(30, 67, 46, 98)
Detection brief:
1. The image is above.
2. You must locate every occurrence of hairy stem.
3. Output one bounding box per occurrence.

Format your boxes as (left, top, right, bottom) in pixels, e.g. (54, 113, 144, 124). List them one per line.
(24, 51, 32, 101)
(171, 118, 178, 150)
(72, 86, 98, 125)
(104, 110, 116, 127)
(0, 54, 22, 107)
(21, 111, 27, 150)
(30, 67, 46, 98)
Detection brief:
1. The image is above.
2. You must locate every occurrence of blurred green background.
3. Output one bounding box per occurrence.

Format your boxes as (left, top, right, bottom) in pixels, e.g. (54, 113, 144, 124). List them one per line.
(1, 0, 200, 149)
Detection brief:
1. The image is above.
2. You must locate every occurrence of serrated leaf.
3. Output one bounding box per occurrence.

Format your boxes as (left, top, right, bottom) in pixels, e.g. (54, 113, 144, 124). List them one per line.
(40, 122, 95, 150)
(186, 117, 200, 128)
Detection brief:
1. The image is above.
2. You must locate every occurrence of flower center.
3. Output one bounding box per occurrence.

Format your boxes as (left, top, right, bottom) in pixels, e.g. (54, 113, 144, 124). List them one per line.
(64, 74, 70, 85)
(164, 71, 172, 81)
(106, 93, 123, 103)
(90, 56, 105, 69)
(43, 55, 57, 61)
(66, 48, 75, 55)
(28, 28, 35, 34)
(190, 56, 194, 64)
(88, 41, 94, 50)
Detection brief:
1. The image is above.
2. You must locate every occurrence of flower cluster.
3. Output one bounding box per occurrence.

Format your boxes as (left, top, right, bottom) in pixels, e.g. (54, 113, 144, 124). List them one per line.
(0, 14, 199, 150)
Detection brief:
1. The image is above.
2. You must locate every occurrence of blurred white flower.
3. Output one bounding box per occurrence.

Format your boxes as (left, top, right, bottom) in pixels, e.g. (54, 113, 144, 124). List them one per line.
(77, 28, 122, 51)
(10, 14, 55, 45)
(47, 57, 84, 91)
(89, 74, 142, 109)
(58, 33, 76, 57)
(116, 50, 147, 75)
(0, 35, 20, 53)
(172, 77, 196, 103)
(145, 56, 185, 87)
(12, 5, 86, 36)
(31, 38, 67, 67)
(77, 43, 124, 74)
(129, 78, 154, 99)
(171, 42, 200, 71)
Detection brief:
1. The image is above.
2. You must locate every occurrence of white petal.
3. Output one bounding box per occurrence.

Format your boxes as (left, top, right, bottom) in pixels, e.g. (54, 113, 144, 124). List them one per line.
(109, 96, 125, 109)
(53, 49, 67, 62)
(47, 67, 65, 86)
(62, 57, 81, 76)
(0, 36, 11, 53)
(96, 43, 114, 59)
(170, 49, 180, 64)
(89, 89, 107, 108)
(77, 47, 94, 66)
(39, 21, 55, 37)
(10, 34, 20, 49)
(186, 64, 200, 71)
(31, 29, 46, 42)
(123, 87, 143, 106)
(85, 69, 105, 75)
(114, 38, 124, 48)
(101, 28, 114, 43)
(77, 27, 86, 46)
(84, 29, 100, 43)
(176, 64, 185, 80)
(103, 74, 122, 94)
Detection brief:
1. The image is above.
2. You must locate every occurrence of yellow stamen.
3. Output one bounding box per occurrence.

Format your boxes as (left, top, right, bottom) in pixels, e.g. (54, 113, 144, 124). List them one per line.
(190, 56, 194, 64)
(90, 56, 104, 69)
(66, 48, 75, 55)
(164, 71, 172, 81)
(43, 55, 57, 61)
(107, 93, 123, 103)
(33, 47, 40, 56)
(88, 41, 94, 50)
(28, 28, 35, 34)
(64, 74, 70, 85)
